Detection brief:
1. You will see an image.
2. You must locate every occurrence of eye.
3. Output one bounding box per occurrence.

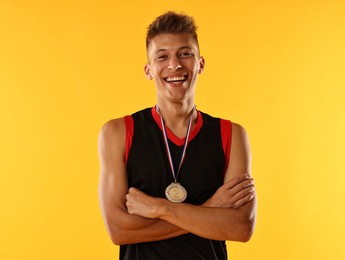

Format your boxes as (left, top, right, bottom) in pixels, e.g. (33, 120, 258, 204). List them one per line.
(156, 54, 168, 61)
(179, 52, 194, 58)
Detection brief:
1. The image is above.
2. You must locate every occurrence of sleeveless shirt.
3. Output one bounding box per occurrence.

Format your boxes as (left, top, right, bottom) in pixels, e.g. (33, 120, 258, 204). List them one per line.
(121, 107, 232, 260)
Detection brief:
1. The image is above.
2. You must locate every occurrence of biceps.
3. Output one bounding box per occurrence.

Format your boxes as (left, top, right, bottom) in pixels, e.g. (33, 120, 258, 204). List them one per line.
(224, 123, 252, 182)
(98, 167, 128, 217)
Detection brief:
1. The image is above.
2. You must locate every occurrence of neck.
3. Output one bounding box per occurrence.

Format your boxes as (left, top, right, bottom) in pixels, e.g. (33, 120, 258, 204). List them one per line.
(156, 101, 197, 138)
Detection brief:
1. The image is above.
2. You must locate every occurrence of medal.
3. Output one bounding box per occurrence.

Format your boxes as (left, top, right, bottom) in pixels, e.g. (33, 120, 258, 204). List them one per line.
(165, 182, 187, 203)
(156, 105, 196, 203)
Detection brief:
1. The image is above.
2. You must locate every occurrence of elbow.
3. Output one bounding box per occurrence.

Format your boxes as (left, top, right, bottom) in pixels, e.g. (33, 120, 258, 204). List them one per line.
(102, 212, 131, 245)
(108, 227, 128, 246)
(237, 225, 254, 243)
(234, 199, 257, 243)
(109, 230, 122, 245)
(237, 219, 255, 243)
(110, 236, 124, 246)
(223, 216, 255, 242)
(103, 218, 129, 245)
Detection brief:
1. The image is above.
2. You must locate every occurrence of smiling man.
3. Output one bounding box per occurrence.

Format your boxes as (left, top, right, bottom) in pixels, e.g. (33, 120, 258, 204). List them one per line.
(98, 11, 257, 260)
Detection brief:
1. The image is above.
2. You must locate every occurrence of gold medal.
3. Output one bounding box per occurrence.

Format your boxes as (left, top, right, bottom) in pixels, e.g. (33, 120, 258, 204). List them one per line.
(165, 182, 187, 203)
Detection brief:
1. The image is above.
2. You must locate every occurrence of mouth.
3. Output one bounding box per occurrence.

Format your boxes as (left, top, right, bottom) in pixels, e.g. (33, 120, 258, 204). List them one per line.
(164, 75, 188, 83)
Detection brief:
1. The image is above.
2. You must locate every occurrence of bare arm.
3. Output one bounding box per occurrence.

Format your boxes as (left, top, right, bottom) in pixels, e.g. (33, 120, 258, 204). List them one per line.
(98, 118, 187, 245)
(126, 123, 257, 242)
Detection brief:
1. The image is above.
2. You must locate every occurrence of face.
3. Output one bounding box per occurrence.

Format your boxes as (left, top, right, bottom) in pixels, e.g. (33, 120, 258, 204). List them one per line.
(145, 33, 205, 104)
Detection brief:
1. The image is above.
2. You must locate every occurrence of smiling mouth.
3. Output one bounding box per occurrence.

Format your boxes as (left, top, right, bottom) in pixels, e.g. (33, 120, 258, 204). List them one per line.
(164, 75, 188, 83)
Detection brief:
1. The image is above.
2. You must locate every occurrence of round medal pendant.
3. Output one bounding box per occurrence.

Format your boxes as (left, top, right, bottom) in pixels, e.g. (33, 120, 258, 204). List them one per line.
(165, 182, 187, 203)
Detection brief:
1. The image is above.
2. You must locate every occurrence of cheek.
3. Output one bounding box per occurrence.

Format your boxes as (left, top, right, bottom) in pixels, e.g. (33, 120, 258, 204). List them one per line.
(190, 64, 200, 76)
(151, 64, 165, 77)
(186, 60, 199, 72)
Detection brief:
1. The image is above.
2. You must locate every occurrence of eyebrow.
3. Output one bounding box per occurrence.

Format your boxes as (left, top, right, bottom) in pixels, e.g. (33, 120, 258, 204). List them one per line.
(155, 46, 193, 54)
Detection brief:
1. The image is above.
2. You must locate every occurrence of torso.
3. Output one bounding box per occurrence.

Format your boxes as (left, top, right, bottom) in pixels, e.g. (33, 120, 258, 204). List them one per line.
(120, 107, 231, 260)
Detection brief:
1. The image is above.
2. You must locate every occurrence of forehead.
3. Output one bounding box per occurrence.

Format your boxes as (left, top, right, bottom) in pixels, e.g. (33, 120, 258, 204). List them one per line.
(147, 33, 199, 55)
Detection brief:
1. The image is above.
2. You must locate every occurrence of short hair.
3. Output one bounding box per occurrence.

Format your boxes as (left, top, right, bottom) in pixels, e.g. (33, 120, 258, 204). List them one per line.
(146, 11, 199, 51)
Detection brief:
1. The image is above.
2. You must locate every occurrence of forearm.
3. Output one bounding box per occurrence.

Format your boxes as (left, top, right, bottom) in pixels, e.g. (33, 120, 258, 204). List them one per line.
(104, 208, 187, 245)
(156, 197, 256, 242)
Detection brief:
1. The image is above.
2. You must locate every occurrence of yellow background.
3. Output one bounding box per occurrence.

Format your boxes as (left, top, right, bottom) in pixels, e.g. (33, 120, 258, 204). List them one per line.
(1, 0, 344, 259)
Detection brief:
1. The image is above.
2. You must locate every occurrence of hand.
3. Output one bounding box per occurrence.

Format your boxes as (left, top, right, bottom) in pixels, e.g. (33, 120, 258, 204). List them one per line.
(203, 173, 255, 209)
(126, 187, 162, 218)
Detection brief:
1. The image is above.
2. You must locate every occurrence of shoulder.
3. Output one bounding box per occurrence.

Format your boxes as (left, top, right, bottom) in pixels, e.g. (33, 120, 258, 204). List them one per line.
(231, 122, 250, 149)
(98, 118, 127, 156)
(99, 118, 126, 140)
(230, 122, 251, 164)
(231, 122, 249, 140)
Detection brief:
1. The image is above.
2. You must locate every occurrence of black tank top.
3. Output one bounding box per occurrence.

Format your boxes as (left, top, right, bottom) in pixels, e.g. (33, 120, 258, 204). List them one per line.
(121, 107, 231, 260)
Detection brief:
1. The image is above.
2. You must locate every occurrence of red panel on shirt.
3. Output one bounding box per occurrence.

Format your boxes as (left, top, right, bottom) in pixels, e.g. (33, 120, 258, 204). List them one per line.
(220, 119, 232, 176)
(124, 115, 134, 163)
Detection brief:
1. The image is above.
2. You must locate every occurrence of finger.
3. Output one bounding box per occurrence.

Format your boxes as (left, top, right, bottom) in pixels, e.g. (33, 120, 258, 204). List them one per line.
(231, 185, 255, 206)
(223, 184, 254, 208)
(223, 173, 251, 189)
(125, 193, 130, 203)
(125, 199, 131, 211)
(214, 183, 254, 208)
(232, 192, 255, 209)
(128, 187, 139, 194)
(224, 178, 254, 197)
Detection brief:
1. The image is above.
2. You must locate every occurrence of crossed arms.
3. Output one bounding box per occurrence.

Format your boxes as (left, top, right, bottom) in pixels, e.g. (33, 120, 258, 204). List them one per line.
(98, 118, 256, 245)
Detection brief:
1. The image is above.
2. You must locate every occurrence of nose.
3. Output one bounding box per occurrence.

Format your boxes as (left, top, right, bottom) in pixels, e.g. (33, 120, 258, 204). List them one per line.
(168, 57, 182, 70)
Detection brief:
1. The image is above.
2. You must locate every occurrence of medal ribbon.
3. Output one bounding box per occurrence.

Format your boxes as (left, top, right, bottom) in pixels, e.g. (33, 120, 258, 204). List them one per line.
(155, 105, 196, 182)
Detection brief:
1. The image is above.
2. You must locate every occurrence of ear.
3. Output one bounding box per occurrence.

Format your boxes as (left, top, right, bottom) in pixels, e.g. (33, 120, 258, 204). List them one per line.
(144, 64, 153, 80)
(198, 56, 205, 74)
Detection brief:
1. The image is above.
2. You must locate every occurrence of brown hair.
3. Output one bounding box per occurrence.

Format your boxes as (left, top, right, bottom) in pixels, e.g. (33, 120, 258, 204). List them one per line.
(146, 11, 199, 50)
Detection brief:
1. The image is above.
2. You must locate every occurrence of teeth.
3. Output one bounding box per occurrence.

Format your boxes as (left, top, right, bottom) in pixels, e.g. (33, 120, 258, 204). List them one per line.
(165, 76, 186, 82)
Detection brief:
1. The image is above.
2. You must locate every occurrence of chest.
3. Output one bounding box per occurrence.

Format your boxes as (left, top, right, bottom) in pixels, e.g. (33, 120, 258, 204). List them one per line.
(126, 111, 225, 205)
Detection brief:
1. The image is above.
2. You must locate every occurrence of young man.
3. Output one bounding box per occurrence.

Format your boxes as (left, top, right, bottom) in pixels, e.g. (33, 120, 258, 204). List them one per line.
(98, 11, 256, 260)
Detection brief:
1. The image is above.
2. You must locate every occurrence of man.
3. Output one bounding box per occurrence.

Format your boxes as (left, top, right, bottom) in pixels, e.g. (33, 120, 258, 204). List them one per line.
(98, 11, 256, 260)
